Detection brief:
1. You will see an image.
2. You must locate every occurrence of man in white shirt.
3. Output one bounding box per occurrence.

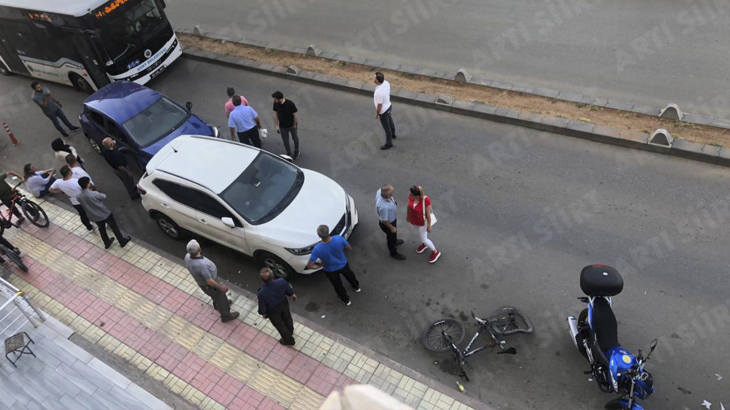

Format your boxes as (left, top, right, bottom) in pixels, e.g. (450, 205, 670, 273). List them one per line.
(373, 72, 397, 150)
(65, 154, 94, 187)
(49, 165, 93, 231)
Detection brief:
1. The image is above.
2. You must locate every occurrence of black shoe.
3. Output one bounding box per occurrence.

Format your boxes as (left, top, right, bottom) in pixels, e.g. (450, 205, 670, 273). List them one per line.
(131, 194, 141, 200)
(69, 126, 80, 131)
(396, 239, 404, 246)
(104, 238, 116, 249)
(390, 253, 406, 260)
(341, 298, 352, 306)
(222, 311, 240, 323)
(119, 236, 131, 248)
(294, 150, 301, 160)
(62, 133, 70, 138)
(392, 134, 397, 140)
(279, 338, 296, 346)
(380, 144, 393, 150)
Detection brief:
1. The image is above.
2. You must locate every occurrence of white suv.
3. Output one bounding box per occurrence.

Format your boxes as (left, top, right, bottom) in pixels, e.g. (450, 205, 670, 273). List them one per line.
(137, 135, 358, 278)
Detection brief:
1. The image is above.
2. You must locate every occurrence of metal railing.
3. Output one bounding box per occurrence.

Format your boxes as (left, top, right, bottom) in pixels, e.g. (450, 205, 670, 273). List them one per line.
(0, 277, 45, 338)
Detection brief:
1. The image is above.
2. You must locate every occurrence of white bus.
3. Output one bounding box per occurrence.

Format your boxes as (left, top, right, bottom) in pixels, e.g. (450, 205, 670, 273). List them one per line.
(0, 0, 182, 93)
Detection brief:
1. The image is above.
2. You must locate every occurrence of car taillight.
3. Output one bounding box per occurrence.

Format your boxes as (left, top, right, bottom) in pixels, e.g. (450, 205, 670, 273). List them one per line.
(137, 185, 146, 195)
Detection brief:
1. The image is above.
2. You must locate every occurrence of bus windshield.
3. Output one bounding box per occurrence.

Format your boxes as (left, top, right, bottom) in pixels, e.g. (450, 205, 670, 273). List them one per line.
(92, 0, 167, 63)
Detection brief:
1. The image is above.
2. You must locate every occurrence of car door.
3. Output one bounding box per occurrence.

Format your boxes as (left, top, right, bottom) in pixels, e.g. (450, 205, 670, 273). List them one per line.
(190, 191, 250, 255)
(151, 178, 201, 233)
(105, 119, 144, 173)
(84, 108, 108, 153)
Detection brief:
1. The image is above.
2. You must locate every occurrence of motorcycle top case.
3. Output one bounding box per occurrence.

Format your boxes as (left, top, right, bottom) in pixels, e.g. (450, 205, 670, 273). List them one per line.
(580, 265, 624, 296)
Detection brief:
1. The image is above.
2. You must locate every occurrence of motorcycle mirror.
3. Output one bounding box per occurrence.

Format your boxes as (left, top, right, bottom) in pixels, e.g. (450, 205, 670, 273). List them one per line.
(645, 338, 658, 361)
(497, 347, 517, 355)
(185, 101, 193, 111)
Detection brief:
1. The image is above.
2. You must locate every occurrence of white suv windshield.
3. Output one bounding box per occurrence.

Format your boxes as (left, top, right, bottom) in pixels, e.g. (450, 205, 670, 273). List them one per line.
(220, 153, 304, 224)
(122, 97, 188, 147)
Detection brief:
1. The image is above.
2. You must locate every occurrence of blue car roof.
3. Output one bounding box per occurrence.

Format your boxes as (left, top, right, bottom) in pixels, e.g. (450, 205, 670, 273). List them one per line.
(84, 82, 162, 124)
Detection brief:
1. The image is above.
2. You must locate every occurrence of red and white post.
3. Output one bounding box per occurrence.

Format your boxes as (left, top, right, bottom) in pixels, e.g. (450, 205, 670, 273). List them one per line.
(2, 122, 18, 146)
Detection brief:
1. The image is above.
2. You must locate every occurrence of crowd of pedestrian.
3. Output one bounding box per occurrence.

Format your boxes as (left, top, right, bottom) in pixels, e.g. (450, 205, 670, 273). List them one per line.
(1, 72, 438, 349)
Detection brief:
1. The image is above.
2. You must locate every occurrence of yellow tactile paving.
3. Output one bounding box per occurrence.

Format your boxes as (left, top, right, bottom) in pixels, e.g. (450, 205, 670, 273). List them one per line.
(192, 333, 225, 361)
(290, 387, 327, 410)
(226, 352, 260, 383)
(159, 315, 187, 340)
(174, 323, 206, 350)
(146, 363, 171, 382)
(142, 307, 173, 331)
(209, 343, 242, 371)
(268, 373, 302, 407)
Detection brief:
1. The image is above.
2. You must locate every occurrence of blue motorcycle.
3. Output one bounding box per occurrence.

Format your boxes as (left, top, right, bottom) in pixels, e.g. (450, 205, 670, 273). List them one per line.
(567, 265, 657, 410)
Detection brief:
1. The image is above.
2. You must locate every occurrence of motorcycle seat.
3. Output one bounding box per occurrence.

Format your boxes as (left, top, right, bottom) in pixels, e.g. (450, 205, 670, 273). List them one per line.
(592, 297, 620, 352)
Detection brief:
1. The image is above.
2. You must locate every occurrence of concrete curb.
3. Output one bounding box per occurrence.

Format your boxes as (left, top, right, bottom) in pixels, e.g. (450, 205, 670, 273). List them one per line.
(41, 195, 493, 410)
(176, 28, 730, 133)
(181, 47, 728, 169)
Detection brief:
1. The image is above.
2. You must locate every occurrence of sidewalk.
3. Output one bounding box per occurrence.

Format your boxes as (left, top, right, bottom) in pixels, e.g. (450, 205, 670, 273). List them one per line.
(1, 194, 482, 410)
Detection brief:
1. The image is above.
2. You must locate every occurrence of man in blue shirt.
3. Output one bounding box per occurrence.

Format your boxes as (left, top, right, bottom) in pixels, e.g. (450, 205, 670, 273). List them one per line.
(257, 267, 297, 345)
(307, 225, 361, 306)
(376, 184, 405, 260)
(227, 95, 262, 148)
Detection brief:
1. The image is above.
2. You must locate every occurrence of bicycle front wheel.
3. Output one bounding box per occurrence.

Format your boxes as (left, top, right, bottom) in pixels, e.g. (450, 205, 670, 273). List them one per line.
(21, 200, 49, 228)
(422, 318, 465, 353)
(489, 306, 533, 335)
(0, 245, 27, 272)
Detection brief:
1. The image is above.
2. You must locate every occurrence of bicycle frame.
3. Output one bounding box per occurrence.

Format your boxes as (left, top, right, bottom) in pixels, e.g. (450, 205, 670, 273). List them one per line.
(442, 319, 506, 382)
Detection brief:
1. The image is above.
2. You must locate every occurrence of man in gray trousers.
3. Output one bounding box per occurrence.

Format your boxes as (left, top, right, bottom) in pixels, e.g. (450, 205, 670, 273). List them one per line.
(76, 177, 130, 249)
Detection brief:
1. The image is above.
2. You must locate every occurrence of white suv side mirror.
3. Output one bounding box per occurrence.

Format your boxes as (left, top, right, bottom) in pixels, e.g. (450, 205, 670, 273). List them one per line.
(221, 217, 236, 228)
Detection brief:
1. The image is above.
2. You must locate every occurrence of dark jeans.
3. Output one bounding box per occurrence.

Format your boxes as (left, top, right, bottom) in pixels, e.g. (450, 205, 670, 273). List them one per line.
(95, 214, 125, 245)
(268, 298, 295, 344)
(238, 127, 262, 148)
(1, 198, 22, 219)
(280, 126, 299, 155)
(38, 177, 57, 198)
(378, 106, 396, 144)
(325, 263, 360, 303)
(378, 219, 398, 256)
(44, 107, 75, 136)
(201, 285, 231, 318)
(73, 204, 93, 230)
(112, 169, 138, 199)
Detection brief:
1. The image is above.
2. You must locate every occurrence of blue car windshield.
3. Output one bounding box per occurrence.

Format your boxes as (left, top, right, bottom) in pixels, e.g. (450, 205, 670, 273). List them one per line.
(122, 97, 188, 147)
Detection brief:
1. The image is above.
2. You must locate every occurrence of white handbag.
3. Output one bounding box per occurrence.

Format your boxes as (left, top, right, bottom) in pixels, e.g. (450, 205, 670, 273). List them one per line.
(422, 196, 437, 226)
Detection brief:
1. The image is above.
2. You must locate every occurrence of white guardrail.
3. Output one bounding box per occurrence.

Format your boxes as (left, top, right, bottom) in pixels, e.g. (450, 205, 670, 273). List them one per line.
(0, 276, 45, 338)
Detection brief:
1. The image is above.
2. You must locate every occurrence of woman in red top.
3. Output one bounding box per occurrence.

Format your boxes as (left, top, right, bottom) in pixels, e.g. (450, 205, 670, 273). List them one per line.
(406, 185, 441, 263)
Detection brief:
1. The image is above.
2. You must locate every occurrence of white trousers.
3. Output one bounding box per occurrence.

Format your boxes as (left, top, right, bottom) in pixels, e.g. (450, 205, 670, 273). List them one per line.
(418, 225, 436, 251)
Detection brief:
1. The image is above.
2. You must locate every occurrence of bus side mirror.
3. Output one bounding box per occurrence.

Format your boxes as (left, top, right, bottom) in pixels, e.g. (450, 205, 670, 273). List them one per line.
(185, 101, 193, 111)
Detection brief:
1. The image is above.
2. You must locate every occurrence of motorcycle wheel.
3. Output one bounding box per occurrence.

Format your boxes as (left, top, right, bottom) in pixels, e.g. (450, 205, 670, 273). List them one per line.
(604, 398, 629, 410)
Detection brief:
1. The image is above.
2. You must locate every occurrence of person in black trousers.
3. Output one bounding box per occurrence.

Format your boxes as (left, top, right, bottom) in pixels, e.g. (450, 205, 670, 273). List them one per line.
(375, 184, 405, 260)
(307, 225, 361, 306)
(257, 267, 297, 346)
(102, 138, 139, 200)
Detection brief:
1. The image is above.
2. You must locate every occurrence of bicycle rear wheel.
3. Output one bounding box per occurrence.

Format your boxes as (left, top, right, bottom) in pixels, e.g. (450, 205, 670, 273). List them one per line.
(422, 318, 465, 353)
(0, 245, 27, 272)
(489, 306, 533, 335)
(21, 200, 49, 228)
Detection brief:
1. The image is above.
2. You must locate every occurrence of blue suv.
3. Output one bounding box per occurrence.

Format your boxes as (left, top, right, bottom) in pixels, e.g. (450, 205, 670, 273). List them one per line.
(80, 82, 218, 170)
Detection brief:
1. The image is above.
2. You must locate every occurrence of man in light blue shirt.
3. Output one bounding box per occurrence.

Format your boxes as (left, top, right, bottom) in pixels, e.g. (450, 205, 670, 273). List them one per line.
(227, 95, 262, 148)
(376, 184, 405, 260)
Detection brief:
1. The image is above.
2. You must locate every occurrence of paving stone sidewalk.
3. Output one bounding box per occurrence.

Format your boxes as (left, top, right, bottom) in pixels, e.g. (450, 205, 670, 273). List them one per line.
(1, 194, 479, 410)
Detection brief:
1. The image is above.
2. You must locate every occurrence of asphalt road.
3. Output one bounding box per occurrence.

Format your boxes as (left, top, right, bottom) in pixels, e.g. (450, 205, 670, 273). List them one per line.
(166, 0, 730, 117)
(1, 60, 729, 409)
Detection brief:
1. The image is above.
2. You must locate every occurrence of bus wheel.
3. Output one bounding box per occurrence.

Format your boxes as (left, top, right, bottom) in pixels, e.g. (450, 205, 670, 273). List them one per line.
(0, 61, 11, 76)
(70, 73, 94, 94)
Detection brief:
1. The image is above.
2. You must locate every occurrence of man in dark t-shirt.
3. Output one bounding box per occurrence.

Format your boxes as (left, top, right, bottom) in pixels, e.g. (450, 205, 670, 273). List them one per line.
(271, 91, 301, 159)
(102, 138, 139, 200)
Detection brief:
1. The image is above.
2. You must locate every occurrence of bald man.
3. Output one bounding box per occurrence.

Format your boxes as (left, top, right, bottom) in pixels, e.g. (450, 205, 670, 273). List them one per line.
(102, 138, 139, 200)
(257, 267, 297, 345)
(376, 184, 405, 260)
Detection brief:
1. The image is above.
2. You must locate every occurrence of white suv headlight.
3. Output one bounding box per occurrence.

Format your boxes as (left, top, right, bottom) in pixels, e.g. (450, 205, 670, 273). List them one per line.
(285, 242, 319, 256)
